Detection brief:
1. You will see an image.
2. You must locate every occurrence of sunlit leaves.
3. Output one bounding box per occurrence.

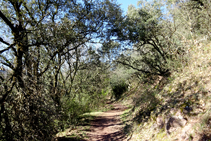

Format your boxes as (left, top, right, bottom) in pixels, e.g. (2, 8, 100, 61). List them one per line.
(0, 0, 125, 140)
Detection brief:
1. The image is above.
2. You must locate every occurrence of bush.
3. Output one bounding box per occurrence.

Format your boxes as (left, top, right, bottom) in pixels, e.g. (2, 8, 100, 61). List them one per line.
(111, 81, 128, 100)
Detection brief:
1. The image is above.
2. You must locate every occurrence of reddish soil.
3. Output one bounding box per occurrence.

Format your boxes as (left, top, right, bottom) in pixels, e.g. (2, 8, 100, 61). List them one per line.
(85, 103, 128, 141)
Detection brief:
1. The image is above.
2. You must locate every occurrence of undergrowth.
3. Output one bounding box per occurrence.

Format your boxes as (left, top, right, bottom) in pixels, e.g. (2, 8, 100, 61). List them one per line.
(120, 42, 211, 141)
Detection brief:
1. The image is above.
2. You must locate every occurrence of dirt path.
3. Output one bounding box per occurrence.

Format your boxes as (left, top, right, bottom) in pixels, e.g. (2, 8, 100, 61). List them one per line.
(85, 103, 128, 141)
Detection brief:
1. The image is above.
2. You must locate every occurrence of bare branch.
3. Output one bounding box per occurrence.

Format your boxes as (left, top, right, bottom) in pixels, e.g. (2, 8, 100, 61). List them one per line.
(115, 60, 153, 74)
(0, 37, 10, 46)
(0, 10, 16, 33)
(0, 43, 16, 54)
(0, 55, 15, 70)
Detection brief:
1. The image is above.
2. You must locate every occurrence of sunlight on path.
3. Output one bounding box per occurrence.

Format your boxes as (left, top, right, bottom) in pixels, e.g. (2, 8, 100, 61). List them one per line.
(86, 104, 128, 141)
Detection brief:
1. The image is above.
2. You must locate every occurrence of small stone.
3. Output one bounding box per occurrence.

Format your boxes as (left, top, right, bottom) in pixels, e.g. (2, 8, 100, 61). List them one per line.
(165, 116, 187, 134)
(156, 116, 164, 129)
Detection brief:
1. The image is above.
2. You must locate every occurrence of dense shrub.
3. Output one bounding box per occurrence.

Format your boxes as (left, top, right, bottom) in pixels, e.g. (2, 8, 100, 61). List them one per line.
(111, 81, 128, 100)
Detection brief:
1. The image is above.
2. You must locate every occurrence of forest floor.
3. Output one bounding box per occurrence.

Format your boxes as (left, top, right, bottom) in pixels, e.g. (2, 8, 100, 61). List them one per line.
(56, 101, 130, 141)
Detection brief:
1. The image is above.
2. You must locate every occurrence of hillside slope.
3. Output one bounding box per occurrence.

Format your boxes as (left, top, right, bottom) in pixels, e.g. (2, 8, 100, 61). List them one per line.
(120, 42, 211, 141)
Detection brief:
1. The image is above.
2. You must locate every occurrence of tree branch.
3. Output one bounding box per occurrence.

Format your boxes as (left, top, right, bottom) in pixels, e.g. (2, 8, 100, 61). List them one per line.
(0, 37, 10, 46)
(0, 55, 15, 70)
(0, 10, 16, 33)
(115, 60, 152, 74)
(0, 42, 16, 54)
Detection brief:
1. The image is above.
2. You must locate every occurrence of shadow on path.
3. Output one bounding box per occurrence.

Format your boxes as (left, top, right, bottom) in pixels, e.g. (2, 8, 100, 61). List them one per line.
(54, 102, 129, 141)
(85, 103, 129, 141)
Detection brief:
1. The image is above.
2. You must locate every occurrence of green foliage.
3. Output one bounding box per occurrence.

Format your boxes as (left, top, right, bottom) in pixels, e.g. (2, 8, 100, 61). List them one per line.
(0, 0, 211, 140)
(101, 88, 110, 96)
(0, 0, 123, 140)
(167, 0, 211, 39)
(115, 0, 180, 76)
(111, 81, 128, 100)
(60, 97, 90, 129)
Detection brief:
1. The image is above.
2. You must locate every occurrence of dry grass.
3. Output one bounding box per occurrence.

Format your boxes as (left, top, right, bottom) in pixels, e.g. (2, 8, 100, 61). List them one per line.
(120, 42, 211, 140)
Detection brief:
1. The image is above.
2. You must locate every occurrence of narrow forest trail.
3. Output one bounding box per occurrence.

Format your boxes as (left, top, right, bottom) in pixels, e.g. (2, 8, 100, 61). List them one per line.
(56, 102, 130, 141)
(84, 102, 129, 141)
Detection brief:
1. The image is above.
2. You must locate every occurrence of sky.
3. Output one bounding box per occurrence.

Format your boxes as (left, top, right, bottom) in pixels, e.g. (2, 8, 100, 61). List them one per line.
(116, 0, 139, 14)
